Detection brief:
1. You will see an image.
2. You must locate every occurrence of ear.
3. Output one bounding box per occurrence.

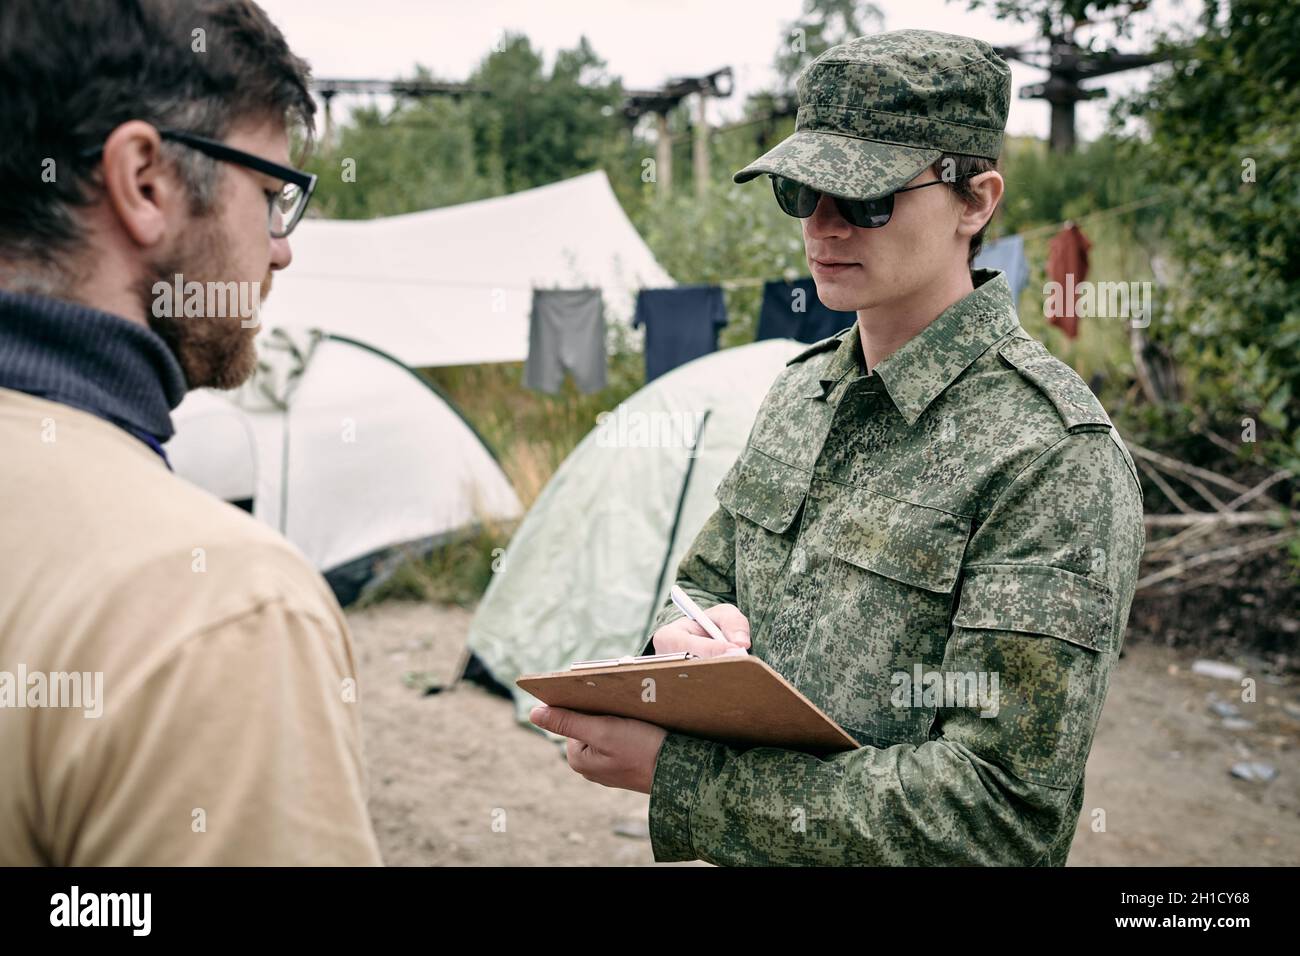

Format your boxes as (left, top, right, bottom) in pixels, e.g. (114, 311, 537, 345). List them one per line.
(97, 120, 186, 249)
(956, 170, 1004, 241)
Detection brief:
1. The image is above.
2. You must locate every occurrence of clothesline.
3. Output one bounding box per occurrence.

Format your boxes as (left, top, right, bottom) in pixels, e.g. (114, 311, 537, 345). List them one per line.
(708, 191, 1173, 288)
(720, 276, 780, 290)
(1008, 191, 1172, 242)
(534, 190, 1174, 390)
(295, 193, 1173, 297)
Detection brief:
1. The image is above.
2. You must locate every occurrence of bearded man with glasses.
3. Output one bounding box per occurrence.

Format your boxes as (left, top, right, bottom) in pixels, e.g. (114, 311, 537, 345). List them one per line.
(532, 30, 1145, 868)
(0, 0, 379, 865)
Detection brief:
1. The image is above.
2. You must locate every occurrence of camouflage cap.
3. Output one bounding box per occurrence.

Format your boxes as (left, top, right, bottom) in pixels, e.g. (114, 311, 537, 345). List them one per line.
(734, 30, 1011, 201)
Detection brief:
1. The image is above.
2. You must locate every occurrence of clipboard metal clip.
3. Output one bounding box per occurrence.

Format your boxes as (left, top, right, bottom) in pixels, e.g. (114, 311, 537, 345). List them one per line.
(569, 651, 696, 670)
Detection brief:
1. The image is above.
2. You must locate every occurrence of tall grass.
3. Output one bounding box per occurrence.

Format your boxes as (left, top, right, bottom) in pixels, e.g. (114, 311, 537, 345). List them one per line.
(421, 347, 645, 510)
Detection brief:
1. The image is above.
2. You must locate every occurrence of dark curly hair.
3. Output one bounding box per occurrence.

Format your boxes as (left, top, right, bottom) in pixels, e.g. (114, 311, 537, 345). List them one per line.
(0, 0, 315, 281)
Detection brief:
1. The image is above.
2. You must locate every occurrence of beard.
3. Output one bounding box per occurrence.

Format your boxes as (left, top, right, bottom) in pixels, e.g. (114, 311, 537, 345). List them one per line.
(137, 220, 269, 390)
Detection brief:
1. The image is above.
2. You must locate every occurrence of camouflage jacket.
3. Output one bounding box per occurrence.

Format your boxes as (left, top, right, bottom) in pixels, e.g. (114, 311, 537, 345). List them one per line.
(647, 269, 1144, 866)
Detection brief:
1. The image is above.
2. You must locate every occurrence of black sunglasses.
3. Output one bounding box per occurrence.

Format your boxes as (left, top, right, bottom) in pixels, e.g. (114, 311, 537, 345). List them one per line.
(770, 173, 972, 229)
(81, 127, 317, 238)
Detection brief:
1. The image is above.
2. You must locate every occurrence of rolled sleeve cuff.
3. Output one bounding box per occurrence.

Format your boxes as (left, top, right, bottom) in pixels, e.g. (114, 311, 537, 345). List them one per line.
(650, 604, 686, 633)
(647, 732, 721, 862)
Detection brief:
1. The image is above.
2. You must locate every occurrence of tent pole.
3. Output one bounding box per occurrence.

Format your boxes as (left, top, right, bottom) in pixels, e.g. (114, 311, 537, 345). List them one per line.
(639, 409, 712, 652)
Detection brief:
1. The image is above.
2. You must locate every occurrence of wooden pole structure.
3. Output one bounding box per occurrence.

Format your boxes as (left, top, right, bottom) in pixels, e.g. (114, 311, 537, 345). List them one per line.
(655, 112, 672, 200)
(693, 93, 710, 197)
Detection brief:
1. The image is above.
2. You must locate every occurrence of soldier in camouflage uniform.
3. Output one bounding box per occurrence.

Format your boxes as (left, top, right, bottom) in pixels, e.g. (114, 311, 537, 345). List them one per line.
(531, 30, 1144, 866)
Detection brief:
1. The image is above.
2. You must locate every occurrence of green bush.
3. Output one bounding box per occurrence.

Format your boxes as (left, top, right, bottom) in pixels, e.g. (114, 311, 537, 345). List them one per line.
(1119, 0, 1300, 476)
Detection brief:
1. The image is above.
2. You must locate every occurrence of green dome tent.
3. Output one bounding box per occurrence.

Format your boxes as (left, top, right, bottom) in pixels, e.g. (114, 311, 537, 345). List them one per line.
(464, 338, 806, 724)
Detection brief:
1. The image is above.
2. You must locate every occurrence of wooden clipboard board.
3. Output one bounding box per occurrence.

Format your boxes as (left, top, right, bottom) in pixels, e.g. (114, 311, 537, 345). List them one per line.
(517, 653, 860, 755)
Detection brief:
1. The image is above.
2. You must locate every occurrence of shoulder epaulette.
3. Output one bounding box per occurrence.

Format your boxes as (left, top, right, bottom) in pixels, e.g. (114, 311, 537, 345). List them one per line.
(785, 327, 853, 366)
(998, 335, 1112, 431)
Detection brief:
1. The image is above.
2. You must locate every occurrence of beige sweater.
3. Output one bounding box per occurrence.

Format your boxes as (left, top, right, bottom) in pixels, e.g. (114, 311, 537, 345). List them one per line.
(0, 388, 382, 865)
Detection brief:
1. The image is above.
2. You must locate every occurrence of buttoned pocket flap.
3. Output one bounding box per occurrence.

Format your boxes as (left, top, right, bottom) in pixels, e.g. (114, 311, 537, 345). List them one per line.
(828, 486, 971, 593)
(953, 565, 1113, 652)
(716, 445, 809, 534)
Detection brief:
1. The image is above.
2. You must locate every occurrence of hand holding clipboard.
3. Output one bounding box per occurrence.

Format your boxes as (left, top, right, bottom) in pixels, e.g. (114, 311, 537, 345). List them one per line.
(518, 588, 859, 755)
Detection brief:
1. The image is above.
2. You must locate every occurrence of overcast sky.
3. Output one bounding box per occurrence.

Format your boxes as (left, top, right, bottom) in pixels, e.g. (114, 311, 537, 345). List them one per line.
(257, 0, 1204, 142)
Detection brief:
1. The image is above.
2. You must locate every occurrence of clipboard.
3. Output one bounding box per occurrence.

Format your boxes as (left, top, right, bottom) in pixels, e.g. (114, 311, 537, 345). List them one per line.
(517, 652, 860, 755)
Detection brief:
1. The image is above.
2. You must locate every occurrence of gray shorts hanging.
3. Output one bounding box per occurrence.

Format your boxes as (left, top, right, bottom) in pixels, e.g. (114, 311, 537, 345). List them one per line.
(524, 288, 607, 394)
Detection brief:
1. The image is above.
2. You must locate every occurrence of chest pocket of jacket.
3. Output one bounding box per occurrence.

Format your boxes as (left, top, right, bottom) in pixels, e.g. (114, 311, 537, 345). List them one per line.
(715, 444, 810, 637)
(811, 484, 972, 747)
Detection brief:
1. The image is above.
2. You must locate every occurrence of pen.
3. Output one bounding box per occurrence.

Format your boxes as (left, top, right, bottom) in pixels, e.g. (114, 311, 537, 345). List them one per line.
(669, 584, 732, 645)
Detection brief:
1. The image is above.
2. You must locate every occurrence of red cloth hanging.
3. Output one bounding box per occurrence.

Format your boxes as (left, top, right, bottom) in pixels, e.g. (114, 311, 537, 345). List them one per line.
(1045, 223, 1092, 339)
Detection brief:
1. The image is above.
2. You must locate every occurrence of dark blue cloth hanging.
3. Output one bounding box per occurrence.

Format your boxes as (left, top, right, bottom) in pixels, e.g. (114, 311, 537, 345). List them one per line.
(756, 277, 855, 344)
(633, 285, 728, 382)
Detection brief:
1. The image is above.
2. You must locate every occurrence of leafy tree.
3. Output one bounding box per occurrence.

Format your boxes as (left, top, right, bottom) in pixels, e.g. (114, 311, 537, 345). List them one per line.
(305, 73, 502, 220)
(964, 0, 1153, 41)
(305, 36, 626, 217)
(468, 34, 624, 192)
(772, 0, 884, 92)
(1120, 0, 1300, 473)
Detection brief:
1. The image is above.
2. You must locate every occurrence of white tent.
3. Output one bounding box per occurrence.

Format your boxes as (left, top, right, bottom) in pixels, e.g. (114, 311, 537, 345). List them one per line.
(163, 387, 259, 507)
(265, 170, 674, 368)
(465, 339, 806, 722)
(166, 330, 522, 604)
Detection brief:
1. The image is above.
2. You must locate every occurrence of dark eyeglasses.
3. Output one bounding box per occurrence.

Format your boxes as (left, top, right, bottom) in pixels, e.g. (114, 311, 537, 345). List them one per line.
(81, 127, 317, 238)
(770, 173, 971, 229)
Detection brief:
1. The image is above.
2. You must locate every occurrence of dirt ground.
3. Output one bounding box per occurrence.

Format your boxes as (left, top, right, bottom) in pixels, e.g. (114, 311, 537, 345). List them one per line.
(349, 601, 1300, 866)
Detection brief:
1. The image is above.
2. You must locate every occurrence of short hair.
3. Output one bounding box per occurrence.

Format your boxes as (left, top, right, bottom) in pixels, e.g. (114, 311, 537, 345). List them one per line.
(0, 0, 316, 274)
(931, 153, 999, 268)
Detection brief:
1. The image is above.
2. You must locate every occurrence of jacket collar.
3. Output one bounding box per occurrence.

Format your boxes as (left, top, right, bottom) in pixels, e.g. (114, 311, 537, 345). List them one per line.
(810, 322, 865, 399)
(874, 269, 1019, 426)
(807, 269, 1019, 425)
(0, 288, 187, 443)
